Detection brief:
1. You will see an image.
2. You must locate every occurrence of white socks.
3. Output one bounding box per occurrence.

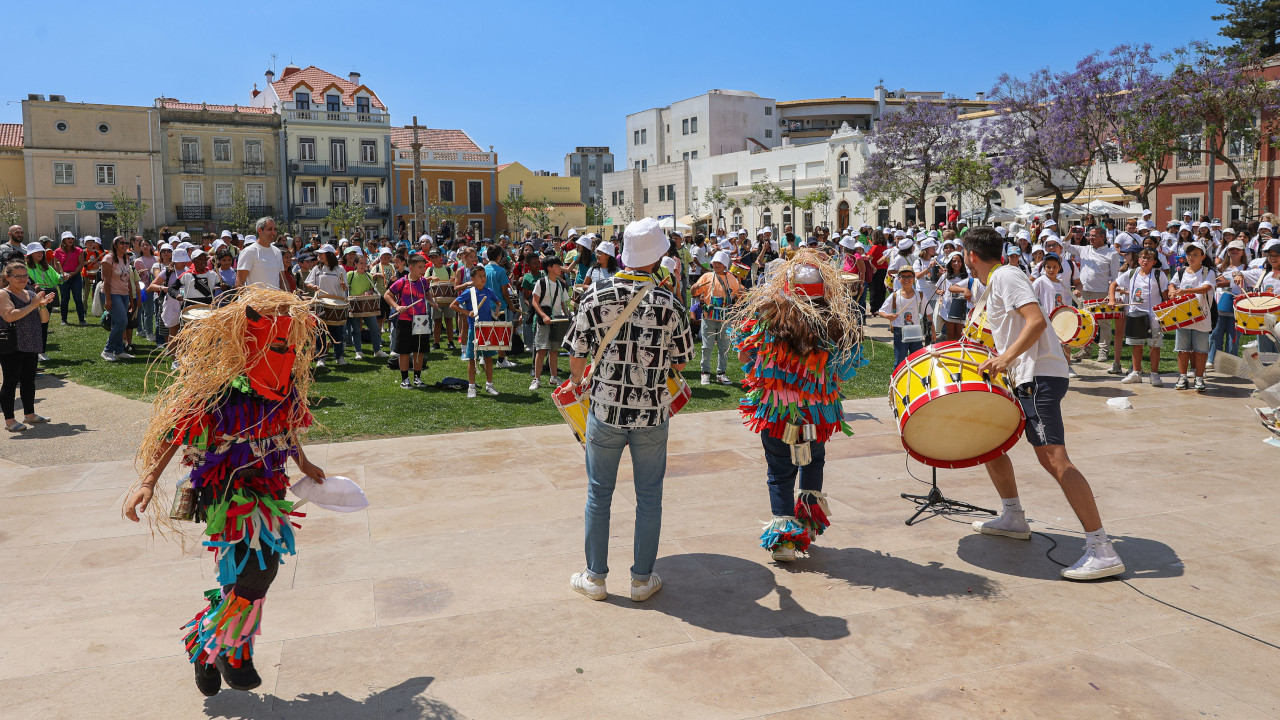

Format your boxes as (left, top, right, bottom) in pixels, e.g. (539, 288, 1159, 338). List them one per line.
(1085, 528, 1111, 545)
(1001, 497, 1023, 514)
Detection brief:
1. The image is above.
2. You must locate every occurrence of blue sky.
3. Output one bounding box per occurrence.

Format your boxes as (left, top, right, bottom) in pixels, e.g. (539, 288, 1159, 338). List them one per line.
(4, 0, 1226, 171)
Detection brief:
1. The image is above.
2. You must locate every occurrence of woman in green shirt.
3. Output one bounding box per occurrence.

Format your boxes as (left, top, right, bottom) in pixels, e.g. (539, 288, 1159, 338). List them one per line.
(26, 243, 61, 361)
(345, 254, 384, 359)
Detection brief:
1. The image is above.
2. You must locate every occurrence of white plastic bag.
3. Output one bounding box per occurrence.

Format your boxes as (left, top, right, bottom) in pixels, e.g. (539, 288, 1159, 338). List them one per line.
(290, 475, 369, 513)
(1106, 397, 1133, 411)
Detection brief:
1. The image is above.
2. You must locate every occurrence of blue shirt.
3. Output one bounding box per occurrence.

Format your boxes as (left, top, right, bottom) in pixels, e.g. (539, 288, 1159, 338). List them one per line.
(484, 262, 510, 312)
(457, 285, 500, 322)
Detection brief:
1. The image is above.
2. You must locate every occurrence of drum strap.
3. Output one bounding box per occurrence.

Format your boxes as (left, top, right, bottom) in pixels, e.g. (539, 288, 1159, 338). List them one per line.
(588, 285, 653, 381)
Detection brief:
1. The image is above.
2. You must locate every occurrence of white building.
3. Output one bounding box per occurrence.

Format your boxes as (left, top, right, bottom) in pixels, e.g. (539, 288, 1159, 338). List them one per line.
(624, 90, 779, 171)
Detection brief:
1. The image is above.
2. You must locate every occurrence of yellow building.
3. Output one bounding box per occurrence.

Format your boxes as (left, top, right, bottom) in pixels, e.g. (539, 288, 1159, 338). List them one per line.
(0, 124, 24, 225)
(155, 98, 281, 234)
(496, 161, 585, 237)
(22, 98, 164, 239)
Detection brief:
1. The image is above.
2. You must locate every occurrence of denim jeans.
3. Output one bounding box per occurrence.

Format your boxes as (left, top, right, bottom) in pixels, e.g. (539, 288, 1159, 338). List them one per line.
(345, 315, 381, 354)
(105, 294, 129, 354)
(137, 290, 156, 338)
(583, 412, 668, 581)
(761, 433, 826, 517)
(60, 274, 85, 323)
(891, 327, 924, 367)
(700, 318, 731, 374)
(1208, 313, 1238, 363)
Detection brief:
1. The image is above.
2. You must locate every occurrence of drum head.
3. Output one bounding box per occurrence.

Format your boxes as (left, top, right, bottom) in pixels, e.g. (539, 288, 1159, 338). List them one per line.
(902, 390, 1023, 465)
(1239, 296, 1280, 312)
(318, 298, 346, 308)
(1051, 308, 1080, 342)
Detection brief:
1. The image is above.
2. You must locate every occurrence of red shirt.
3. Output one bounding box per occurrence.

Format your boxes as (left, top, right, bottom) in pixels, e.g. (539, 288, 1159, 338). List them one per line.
(867, 245, 888, 270)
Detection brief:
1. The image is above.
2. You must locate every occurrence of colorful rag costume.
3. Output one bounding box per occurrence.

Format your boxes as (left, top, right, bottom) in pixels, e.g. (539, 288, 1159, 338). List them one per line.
(730, 254, 867, 557)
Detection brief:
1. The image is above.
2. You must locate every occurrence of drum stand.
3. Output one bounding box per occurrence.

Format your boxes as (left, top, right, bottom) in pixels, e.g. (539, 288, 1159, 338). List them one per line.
(901, 466, 996, 526)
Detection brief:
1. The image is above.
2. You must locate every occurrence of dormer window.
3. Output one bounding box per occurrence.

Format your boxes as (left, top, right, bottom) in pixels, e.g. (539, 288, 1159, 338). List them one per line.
(356, 97, 370, 115)
(326, 94, 341, 112)
(295, 91, 310, 110)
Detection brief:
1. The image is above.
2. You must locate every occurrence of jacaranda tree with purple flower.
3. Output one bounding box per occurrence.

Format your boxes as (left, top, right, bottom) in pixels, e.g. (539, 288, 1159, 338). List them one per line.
(854, 99, 965, 226)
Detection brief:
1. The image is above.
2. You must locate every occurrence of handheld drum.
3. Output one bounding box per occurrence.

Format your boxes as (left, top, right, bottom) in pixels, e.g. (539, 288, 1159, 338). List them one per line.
(1050, 305, 1096, 349)
(1234, 293, 1280, 336)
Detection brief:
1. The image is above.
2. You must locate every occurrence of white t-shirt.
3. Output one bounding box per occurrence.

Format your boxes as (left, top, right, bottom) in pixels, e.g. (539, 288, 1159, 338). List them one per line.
(306, 265, 347, 297)
(912, 255, 940, 303)
(236, 242, 284, 289)
(179, 269, 220, 304)
(1061, 242, 1121, 292)
(1172, 266, 1216, 333)
(984, 265, 1069, 385)
(1032, 274, 1071, 314)
(1242, 267, 1280, 294)
(878, 290, 924, 329)
(1115, 268, 1168, 323)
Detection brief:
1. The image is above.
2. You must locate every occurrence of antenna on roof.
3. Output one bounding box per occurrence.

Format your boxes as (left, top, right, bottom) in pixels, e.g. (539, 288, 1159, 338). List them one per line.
(269, 53, 277, 73)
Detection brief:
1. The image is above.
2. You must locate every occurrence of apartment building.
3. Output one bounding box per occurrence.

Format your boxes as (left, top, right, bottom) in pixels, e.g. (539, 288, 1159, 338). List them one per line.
(389, 126, 497, 241)
(563, 146, 613, 205)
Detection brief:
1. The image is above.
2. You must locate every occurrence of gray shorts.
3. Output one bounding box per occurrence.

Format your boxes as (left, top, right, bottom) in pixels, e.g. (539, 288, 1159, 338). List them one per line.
(535, 317, 570, 351)
(1175, 328, 1210, 354)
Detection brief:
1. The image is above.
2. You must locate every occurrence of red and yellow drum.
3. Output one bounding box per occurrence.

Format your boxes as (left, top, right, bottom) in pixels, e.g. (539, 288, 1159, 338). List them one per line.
(1050, 305, 1096, 349)
(1234, 293, 1280, 335)
(889, 341, 1025, 469)
(1154, 295, 1207, 331)
(474, 321, 513, 352)
(962, 308, 996, 351)
(1082, 298, 1125, 320)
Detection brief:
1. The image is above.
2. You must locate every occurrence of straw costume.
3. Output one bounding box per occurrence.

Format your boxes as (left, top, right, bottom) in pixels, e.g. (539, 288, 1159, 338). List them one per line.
(729, 251, 867, 561)
(124, 287, 324, 697)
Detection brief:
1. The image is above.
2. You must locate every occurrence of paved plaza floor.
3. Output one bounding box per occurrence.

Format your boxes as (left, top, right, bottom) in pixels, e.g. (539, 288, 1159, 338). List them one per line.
(1, 362, 1279, 719)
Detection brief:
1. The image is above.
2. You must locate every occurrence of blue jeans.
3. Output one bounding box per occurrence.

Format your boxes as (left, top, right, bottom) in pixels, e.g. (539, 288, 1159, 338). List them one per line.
(700, 318, 730, 374)
(137, 290, 156, 338)
(345, 315, 381, 354)
(105, 294, 129, 354)
(60, 274, 84, 323)
(583, 412, 668, 581)
(1208, 312, 1238, 363)
(891, 327, 924, 367)
(762, 433, 826, 517)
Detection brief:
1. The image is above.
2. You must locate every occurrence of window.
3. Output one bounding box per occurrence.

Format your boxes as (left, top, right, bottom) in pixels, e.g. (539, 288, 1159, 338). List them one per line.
(356, 97, 370, 116)
(181, 137, 200, 161)
(803, 210, 813, 232)
(877, 204, 890, 228)
(299, 138, 315, 162)
(691, 116, 698, 134)
(604, 163, 613, 172)
(611, 191, 618, 205)
(988, 191, 1003, 207)
(326, 94, 341, 118)
(55, 121, 68, 133)
(765, 106, 773, 116)
(439, 179, 455, 203)
(634, 130, 640, 146)
(508, 184, 523, 197)
(643, 188, 649, 203)
(762, 209, 772, 228)
(750, 169, 766, 183)
(571, 163, 581, 175)
(95, 163, 115, 186)
(54, 162, 74, 185)
(682, 118, 689, 135)
(330, 139, 346, 171)
(904, 201, 917, 224)
(331, 182, 349, 204)
(588, 180, 596, 187)
(214, 183, 233, 208)
(837, 201, 850, 230)
(55, 211, 77, 236)
(683, 152, 690, 161)
(244, 140, 263, 163)
(1100, 141, 1120, 163)
(97, 122, 110, 134)
(782, 205, 792, 226)
(588, 162, 595, 171)
(362, 183, 377, 205)
(1227, 119, 1257, 157)
(360, 140, 377, 163)
(765, 129, 773, 138)
(691, 151, 698, 159)
(641, 128, 647, 144)
(779, 165, 796, 181)
(213, 138, 232, 163)
(641, 159, 647, 172)
(1174, 196, 1201, 219)
(247, 183, 265, 207)
(732, 208, 742, 231)
(1178, 126, 1202, 167)
(838, 154, 849, 188)
(617, 190, 624, 204)
(933, 195, 948, 227)
(634, 161, 640, 170)
(667, 184, 674, 200)
(295, 91, 310, 109)
(468, 180, 483, 213)
(182, 182, 202, 207)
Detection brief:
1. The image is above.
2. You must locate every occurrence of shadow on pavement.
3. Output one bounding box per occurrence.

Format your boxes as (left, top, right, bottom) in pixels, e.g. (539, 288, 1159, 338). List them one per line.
(957, 530, 1184, 581)
(204, 676, 463, 720)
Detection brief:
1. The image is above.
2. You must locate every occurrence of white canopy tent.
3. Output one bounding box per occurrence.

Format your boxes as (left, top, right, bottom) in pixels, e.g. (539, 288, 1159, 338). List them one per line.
(963, 205, 1022, 223)
(656, 217, 692, 231)
(1086, 199, 1142, 218)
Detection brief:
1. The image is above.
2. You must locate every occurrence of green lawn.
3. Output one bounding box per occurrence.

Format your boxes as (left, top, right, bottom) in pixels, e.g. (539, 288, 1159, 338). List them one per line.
(40, 320, 898, 442)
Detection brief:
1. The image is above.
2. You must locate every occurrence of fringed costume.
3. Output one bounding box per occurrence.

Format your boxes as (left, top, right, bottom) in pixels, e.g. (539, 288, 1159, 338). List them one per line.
(729, 251, 866, 561)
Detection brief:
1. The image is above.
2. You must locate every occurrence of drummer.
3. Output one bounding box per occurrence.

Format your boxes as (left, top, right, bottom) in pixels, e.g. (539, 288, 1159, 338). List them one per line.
(426, 248, 457, 352)
(450, 265, 501, 399)
(305, 244, 349, 368)
(179, 249, 219, 307)
(1032, 252, 1077, 378)
(962, 225, 1125, 581)
(1170, 242, 1217, 392)
(147, 247, 190, 347)
(691, 250, 744, 386)
(384, 253, 433, 388)
(529, 256, 572, 390)
(1243, 239, 1280, 353)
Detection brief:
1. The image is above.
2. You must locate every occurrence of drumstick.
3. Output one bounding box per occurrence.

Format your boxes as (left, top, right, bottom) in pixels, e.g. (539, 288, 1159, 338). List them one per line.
(926, 349, 1002, 377)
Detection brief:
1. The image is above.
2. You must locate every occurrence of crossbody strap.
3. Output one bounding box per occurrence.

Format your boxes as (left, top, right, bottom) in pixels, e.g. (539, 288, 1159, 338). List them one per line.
(590, 284, 653, 374)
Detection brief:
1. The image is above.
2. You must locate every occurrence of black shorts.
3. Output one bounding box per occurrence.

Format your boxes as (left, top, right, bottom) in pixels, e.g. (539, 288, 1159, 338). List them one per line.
(1017, 376, 1068, 447)
(395, 318, 430, 355)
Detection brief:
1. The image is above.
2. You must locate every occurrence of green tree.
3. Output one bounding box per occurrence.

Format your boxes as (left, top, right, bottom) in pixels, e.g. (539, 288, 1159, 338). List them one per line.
(1213, 0, 1280, 55)
(0, 187, 23, 228)
(938, 138, 999, 221)
(325, 201, 366, 240)
(500, 190, 532, 236)
(104, 188, 148, 239)
(585, 197, 607, 226)
(428, 198, 468, 241)
(224, 185, 252, 236)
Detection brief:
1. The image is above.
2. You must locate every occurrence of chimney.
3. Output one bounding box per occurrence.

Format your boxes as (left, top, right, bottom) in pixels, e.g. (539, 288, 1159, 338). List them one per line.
(265, 69, 275, 85)
(975, 91, 986, 102)
(349, 71, 361, 85)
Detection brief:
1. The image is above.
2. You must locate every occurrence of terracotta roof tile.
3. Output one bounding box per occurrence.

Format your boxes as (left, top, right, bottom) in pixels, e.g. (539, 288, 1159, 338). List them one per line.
(158, 100, 274, 114)
(390, 127, 482, 152)
(495, 162, 514, 172)
(0, 123, 23, 148)
(271, 66, 386, 110)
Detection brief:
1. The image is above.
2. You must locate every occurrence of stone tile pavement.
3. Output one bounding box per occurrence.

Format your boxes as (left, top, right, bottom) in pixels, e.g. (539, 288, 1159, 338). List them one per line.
(1, 364, 1278, 719)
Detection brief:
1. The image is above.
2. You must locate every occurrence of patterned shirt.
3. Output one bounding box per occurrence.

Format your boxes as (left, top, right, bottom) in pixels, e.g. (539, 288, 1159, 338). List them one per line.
(564, 271, 693, 428)
(387, 275, 432, 320)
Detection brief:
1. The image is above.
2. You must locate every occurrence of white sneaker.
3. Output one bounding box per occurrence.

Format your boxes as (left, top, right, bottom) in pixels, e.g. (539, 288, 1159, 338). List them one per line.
(115, 352, 135, 360)
(315, 359, 326, 367)
(1149, 372, 1163, 387)
(467, 384, 477, 398)
(701, 373, 711, 386)
(1068, 369, 1078, 379)
(100, 351, 116, 362)
(549, 375, 561, 385)
(1205, 361, 1214, 370)
(972, 511, 1032, 540)
(485, 383, 499, 396)
(717, 374, 732, 385)
(630, 573, 663, 602)
(336, 358, 349, 366)
(499, 358, 516, 369)
(570, 571, 606, 601)
(354, 352, 363, 360)
(38, 353, 48, 362)
(771, 544, 796, 562)
(374, 351, 388, 358)
(1120, 370, 1141, 384)
(1097, 349, 1109, 363)
(529, 378, 540, 391)
(1061, 540, 1125, 581)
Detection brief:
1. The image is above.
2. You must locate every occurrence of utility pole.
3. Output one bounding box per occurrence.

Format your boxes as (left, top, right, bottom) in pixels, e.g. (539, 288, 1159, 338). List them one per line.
(409, 115, 427, 241)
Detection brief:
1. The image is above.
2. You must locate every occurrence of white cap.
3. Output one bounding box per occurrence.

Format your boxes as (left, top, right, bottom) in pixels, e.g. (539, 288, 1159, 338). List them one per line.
(1226, 239, 1246, 251)
(1045, 219, 1057, 227)
(377, 247, 392, 258)
(24, 242, 44, 256)
(1211, 219, 1222, 227)
(178, 232, 190, 239)
(896, 238, 913, 251)
(1264, 238, 1280, 253)
(1031, 244, 1044, 254)
(893, 229, 907, 239)
(737, 229, 747, 236)
(189, 248, 206, 259)
(211, 240, 226, 252)
(178, 242, 193, 250)
(1187, 241, 1208, 255)
(1183, 209, 1192, 216)
(318, 243, 337, 254)
(712, 250, 731, 267)
(995, 226, 1008, 237)
(1016, 229, 1031, 241)
(159, 243, 173, 251)
(60, 230, 74, 240)
(171, 248, 191, 263)
(244, 235, 257, 243)
(1260, 221, 1274, 231)
(220, 229, 232, 238)
(621, 218, 669, 268)
(957, 218, 967, 225)
(1180, 223, 1193, 233)
(1141, 208, 1152, 215)
(595, 240, 616, 257)
(1222, 226, 1237, 235)
(839, 235, 858, 250)
(919, 238, 938, 250)
(343, 246, 361, 255)
(1038, 229, 1054, 239)
(419, 234, 430, 243)
(660, 256, 678, 273)
(575, 235, 593, 250)
(718, 239, 733, 250)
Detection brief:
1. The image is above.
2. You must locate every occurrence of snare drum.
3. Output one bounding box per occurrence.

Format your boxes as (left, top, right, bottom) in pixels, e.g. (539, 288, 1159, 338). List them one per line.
(840, 272, 863, 296)
(889, 341, 1025, 469)
(474, 321, 513, 352)
(431, 281, 458, 308)
(961, 308, 996, 351)
(1050, 305, 1097, 349)
(1153, 295, 1207, 331)
(730, 262, 751, 280)
(313, 295, 350, 326)
(1082, 298, 1125, 320)
(348, 294, 380, 318)
(706, 296, 730, 322)
(1234, 293, 1280, 335)
(179, 303, 212, 327)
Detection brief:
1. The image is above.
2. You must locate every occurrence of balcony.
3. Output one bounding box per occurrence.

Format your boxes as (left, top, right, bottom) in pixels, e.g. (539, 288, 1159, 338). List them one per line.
(295, 161, 387, 177)
(176, 204, 211, 221)
(180, 159, 203, 174)
(243, 161, 265, 176)
(393, 148, 497, 166)
(291, 204, 328, 219)
(246, 205, 273, 218)
(283, 109, 389, 125)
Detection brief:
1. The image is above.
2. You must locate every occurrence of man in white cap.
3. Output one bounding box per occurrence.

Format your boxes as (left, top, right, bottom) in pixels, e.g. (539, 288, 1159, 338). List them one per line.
(236, 217, 286, 290)
(564, 217, 694, 603)
(1060, 226, 1123, 371)
(691, 249, 744, 385)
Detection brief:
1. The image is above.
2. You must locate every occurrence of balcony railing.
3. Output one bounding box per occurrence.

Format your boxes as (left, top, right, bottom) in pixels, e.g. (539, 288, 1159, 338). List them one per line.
(292, 204, 328, 219)
(246, 205, 273, 218)
(181, 159, 203, 174)
(296, 161, 387, 177)
(243, 161, 265, 176)
(283, 109, 389, 125)
(176, 204, 211, 221)
(394, 148, 497, 165)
